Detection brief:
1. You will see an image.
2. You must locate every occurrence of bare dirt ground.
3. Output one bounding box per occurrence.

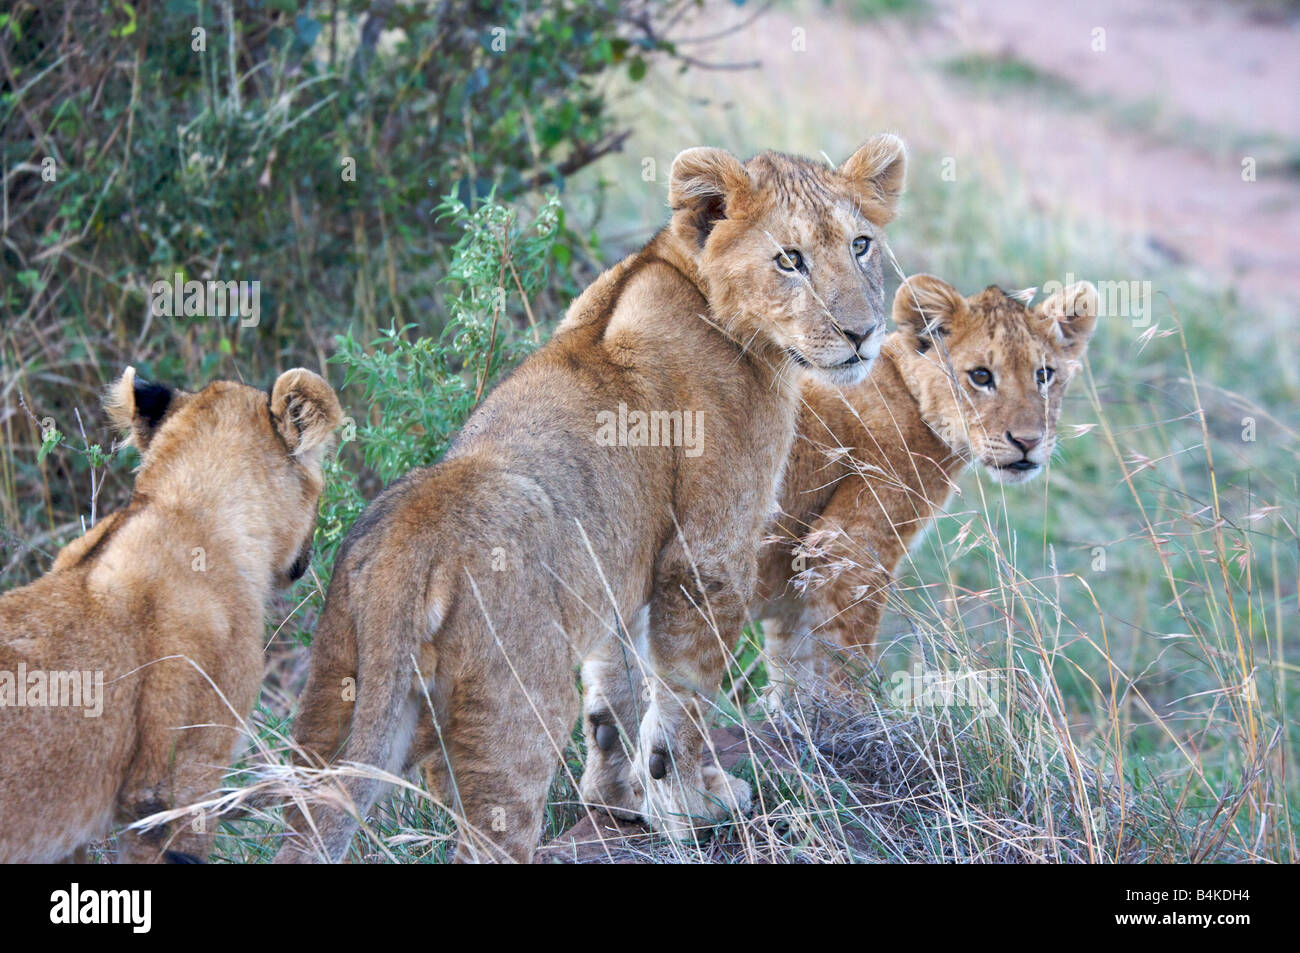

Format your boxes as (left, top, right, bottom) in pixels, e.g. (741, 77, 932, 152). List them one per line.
(622, 0, 1300, 303)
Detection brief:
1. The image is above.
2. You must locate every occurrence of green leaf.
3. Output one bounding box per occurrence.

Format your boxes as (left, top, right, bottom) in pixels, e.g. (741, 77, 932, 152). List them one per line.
(37, 429, 62, 464)
(109, 1, 137, 38)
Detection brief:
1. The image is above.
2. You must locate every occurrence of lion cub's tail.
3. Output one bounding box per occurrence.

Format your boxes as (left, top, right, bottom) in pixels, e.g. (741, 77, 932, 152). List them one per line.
(287, 561, 363, 768)
(281, 543, 451, 862)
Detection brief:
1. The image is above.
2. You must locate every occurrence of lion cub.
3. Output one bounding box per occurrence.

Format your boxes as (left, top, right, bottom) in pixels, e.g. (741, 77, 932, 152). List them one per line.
(275, 135, 907, 862)
(758, 275, 1099, 696)
(0, 367, 341, 862)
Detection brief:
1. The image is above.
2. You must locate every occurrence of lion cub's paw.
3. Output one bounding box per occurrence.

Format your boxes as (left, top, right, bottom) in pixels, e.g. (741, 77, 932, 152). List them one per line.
(634, 751, 750, 841)
(702, 763, 752, 815)
(578, 752, 644, 823)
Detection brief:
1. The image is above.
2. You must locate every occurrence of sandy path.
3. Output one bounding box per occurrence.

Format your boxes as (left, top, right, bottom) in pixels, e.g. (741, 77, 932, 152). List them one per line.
(957, 0, 1300, 142)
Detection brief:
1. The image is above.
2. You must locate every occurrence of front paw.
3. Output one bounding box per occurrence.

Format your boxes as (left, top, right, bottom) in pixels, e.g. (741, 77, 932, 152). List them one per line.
(633, 715, 750, 840)
(634, 749, 750, 839)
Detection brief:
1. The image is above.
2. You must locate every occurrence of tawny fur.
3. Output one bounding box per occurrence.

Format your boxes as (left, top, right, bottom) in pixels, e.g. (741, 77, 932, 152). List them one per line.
(0, 367, 341, 862)
(756, 276, 1099, 695)
(274, 136, 907, 863)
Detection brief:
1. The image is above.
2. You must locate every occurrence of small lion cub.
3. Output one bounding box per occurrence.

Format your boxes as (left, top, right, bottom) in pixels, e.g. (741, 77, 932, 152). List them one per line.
(0, 366, 342, 862)
(758, 276, 1100, 696)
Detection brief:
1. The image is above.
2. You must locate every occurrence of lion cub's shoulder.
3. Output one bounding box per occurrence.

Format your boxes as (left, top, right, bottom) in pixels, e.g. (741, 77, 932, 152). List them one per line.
(555, 243, 703, 337)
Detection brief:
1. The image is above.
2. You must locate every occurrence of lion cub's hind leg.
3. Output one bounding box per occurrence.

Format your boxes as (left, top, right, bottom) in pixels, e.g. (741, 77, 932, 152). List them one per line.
(633, 678, 752, 841)
(433, 661, 579, 863)
(116, 786, 219, 864)
(273, 572, 364, 860)
(759, 621, 820, 711)
(577, 607, 649, 822)
(288, 569, 361, 768)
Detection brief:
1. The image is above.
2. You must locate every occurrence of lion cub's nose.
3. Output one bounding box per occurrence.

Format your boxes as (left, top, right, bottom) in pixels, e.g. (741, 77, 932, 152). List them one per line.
(838, 323, 879, 351)
(1007, 431, 1043, 453)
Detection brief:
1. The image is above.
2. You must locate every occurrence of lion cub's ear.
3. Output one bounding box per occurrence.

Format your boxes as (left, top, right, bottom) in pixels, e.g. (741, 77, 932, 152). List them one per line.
(839, 133, 907, 223)
(104, 366, 178, 451)
(1037, 280, 1099, 355)
(893, 274, 965, 354)
(269, 369, 344, 466)
(669, 146, 752, 250)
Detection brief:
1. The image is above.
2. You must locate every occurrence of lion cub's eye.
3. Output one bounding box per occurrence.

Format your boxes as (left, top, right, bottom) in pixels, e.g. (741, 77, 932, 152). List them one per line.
(1036, 367, 1055, 385)
(852, 235, 871, 256)
(775, 249, 804, 272)
(969, 367, 994, 388)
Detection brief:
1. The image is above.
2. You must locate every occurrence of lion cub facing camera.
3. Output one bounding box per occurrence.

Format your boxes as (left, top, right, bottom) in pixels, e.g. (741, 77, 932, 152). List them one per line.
(275, 134, 907, 862)
(758, 276, 1099, 697)
(0, 367, 341, 862)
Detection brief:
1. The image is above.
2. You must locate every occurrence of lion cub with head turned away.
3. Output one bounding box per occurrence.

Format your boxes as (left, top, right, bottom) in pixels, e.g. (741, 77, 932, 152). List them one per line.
(0, 367, 341, 862)
(274, 134, 907, 862)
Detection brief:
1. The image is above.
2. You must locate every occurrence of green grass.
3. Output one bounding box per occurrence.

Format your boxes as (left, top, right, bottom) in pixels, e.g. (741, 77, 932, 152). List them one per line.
(836, 0, 930, 22)
(940, 53, 1084, 101)
(777, 0, 931, 21)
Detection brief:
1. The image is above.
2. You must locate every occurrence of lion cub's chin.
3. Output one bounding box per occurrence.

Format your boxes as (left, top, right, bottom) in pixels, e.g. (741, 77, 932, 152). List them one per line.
(810, 357, 874, 388)
(983, 459, 1044, 485)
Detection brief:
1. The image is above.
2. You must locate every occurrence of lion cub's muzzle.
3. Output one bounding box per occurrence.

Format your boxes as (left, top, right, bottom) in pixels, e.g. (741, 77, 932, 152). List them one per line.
(983, 443, 1051, 483)
(791, 321, 884, 386)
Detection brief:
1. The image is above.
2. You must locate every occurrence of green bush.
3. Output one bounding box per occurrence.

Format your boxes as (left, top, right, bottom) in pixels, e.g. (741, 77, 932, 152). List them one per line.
(0, 0, 694, 583)
(312, 192, 563, 589)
